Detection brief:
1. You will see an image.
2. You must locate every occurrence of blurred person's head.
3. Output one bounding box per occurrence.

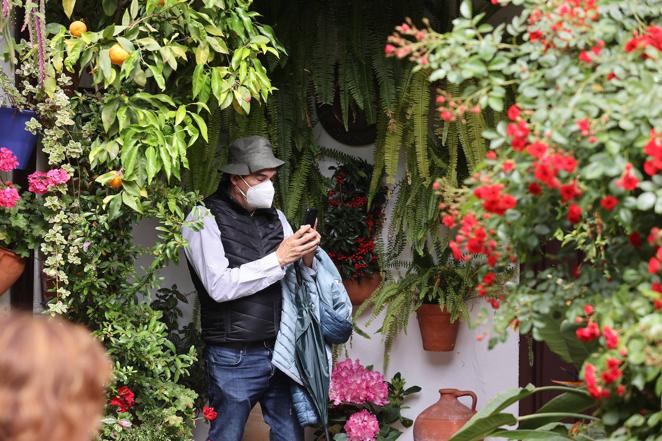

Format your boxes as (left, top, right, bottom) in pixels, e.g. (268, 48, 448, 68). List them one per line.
(0, 312, 112, 441)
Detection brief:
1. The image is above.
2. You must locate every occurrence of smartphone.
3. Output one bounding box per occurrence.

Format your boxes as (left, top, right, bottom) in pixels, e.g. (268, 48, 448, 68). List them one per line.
(303, 208, 317, 227)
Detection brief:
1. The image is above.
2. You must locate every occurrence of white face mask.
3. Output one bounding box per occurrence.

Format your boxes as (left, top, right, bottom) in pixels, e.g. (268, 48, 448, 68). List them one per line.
(238, 177, 275, 209)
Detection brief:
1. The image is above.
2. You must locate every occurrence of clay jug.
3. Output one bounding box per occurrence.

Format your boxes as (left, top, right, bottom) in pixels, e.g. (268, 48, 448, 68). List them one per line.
(416, 304, 460, 351)
(343, 273, 381, 306)
(0, 248, 25, 295)
(413, 388, 478, 441)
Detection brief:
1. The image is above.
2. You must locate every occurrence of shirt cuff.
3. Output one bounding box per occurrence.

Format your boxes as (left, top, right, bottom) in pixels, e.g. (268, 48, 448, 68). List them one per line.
(262, 252, 286, 277)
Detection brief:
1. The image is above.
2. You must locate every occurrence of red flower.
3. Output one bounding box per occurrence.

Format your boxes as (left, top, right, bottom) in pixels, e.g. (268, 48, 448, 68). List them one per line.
(607, 72, 617, 81)
(482, 272, 496, 285)
(507, 104, 521, 121)
(534, 161, 560, 188)
(616, 163, 639, 191)
(384, 44, 395, 55)
(529, 30, 543, 41)
(442, 215, 456, 229)
(583, 304, 594, 315)
(528, 182, 542, 195)
(502, 161, 515, 173)
(576, 321, 599, 342)
(559, 180, 581, 202)
(486, 151, 497, 160)
(203, 405, 218, 422)
(629, 232, 642, 247)
(576, 118, 591, 135)
(440, 110, 453, 121)
(110, 386, 136, 413)
(648, 257, 660, 274)
(507, 120, 530, 151)
(567, 204, 582, 224)
(602, 326, 619, 349)
(553, 153, 577, 173)
(526, 141, 548, 159)
(579, 51, 592, 63)
(600, 195, 618, 211)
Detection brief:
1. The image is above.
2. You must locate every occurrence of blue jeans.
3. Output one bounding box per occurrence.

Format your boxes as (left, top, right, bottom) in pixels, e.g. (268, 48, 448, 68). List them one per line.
(205, 342, 304, 441)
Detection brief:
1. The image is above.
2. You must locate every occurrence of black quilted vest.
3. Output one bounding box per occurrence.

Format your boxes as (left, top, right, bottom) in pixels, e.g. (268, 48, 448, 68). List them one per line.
(188, 189, 283, 344)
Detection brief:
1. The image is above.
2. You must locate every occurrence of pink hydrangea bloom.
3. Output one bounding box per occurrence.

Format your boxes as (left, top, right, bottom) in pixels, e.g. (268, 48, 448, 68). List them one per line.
(344, 409, 380, 441)
(0, 185, 20, 208)
(329, 359, 389, 406)
(0, 147, 19, 172)
(28, 168, 70, 194)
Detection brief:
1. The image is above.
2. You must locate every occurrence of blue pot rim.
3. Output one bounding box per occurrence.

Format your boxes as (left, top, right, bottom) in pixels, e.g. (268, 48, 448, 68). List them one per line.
(0, 106, 37, 117)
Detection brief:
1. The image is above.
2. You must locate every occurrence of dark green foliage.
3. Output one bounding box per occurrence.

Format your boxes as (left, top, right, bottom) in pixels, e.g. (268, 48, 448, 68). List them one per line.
(322, 158, 386, 280)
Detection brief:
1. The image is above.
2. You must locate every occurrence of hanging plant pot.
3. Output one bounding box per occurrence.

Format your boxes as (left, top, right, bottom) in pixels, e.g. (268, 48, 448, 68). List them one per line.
(343, 273, 382, 306)
(0, 248, 26, 295)
(416, 304, 460, 352)
(0, 107, 38, 170)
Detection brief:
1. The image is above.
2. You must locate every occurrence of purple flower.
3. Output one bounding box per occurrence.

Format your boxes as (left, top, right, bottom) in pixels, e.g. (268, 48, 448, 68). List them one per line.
(2, 0, 10, 19)
(344, 410, 379, 441)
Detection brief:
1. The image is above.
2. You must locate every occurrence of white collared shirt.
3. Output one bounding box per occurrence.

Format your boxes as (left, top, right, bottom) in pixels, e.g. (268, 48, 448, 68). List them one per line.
(182, 205, 314, 302)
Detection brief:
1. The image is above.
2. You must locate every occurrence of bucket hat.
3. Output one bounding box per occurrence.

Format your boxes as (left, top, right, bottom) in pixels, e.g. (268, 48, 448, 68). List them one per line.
(220, 136, 284, 175)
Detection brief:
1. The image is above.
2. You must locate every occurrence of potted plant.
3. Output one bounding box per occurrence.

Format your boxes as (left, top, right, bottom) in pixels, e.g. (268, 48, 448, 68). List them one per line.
(0, 148, 69, 294)
(1, 4, 42, 169)
(314, 358, 420, 441)
(324, 160, 386, 305)
(0, 148, 43, 293)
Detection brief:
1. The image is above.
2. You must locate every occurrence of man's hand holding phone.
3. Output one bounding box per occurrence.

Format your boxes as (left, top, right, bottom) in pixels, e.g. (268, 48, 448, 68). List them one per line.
(276, 209, 320, 267)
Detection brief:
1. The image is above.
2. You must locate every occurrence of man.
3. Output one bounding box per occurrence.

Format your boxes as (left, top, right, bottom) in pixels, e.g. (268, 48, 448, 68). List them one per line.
(182, 135, 320, 441)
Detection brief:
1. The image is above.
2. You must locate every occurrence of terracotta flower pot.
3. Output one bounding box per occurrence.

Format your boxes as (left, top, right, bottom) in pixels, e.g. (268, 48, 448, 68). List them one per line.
(416, 304, 459, 351)
(0, 248, 26, 295)
(414, 388, 478, 441)
(343, 273, 382, 306)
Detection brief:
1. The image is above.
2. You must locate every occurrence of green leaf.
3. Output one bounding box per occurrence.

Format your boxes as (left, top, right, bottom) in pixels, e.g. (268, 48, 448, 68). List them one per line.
(492, 430, 571, 440)
(62, 0, 76, 18)
(101, 100, 119, 132)
(195, 42, 210, 65)
(192, 64, 206, 99)
(460, 0, 473, 18)
(121, 142, 139, 178)
(145, 146, 159, 183)
(99, 49, 112, 80)
(636, 192, 656, 211)
(488, 96, 503, 112)
(147, 64, 165, 90)
(122, 192, 142, 213)
(519, 391, 594, 429)
(102, 0, 117, 16)
(449, 413, 517, 441)
(190, 113, 208, 141)
(175, 105, 186, 126)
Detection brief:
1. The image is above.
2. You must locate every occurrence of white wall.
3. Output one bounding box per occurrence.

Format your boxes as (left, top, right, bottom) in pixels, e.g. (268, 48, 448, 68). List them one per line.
(136, 122, 519, 441)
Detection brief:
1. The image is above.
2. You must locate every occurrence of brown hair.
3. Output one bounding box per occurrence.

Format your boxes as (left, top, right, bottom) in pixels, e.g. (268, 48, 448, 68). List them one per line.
(0, 312, 112, 441)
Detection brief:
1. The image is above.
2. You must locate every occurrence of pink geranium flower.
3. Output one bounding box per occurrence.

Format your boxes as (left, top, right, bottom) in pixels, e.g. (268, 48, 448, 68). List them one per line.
(0, 185, 20, 208)
(0, 148, 18, 172)
(28, 168, 70, 194)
